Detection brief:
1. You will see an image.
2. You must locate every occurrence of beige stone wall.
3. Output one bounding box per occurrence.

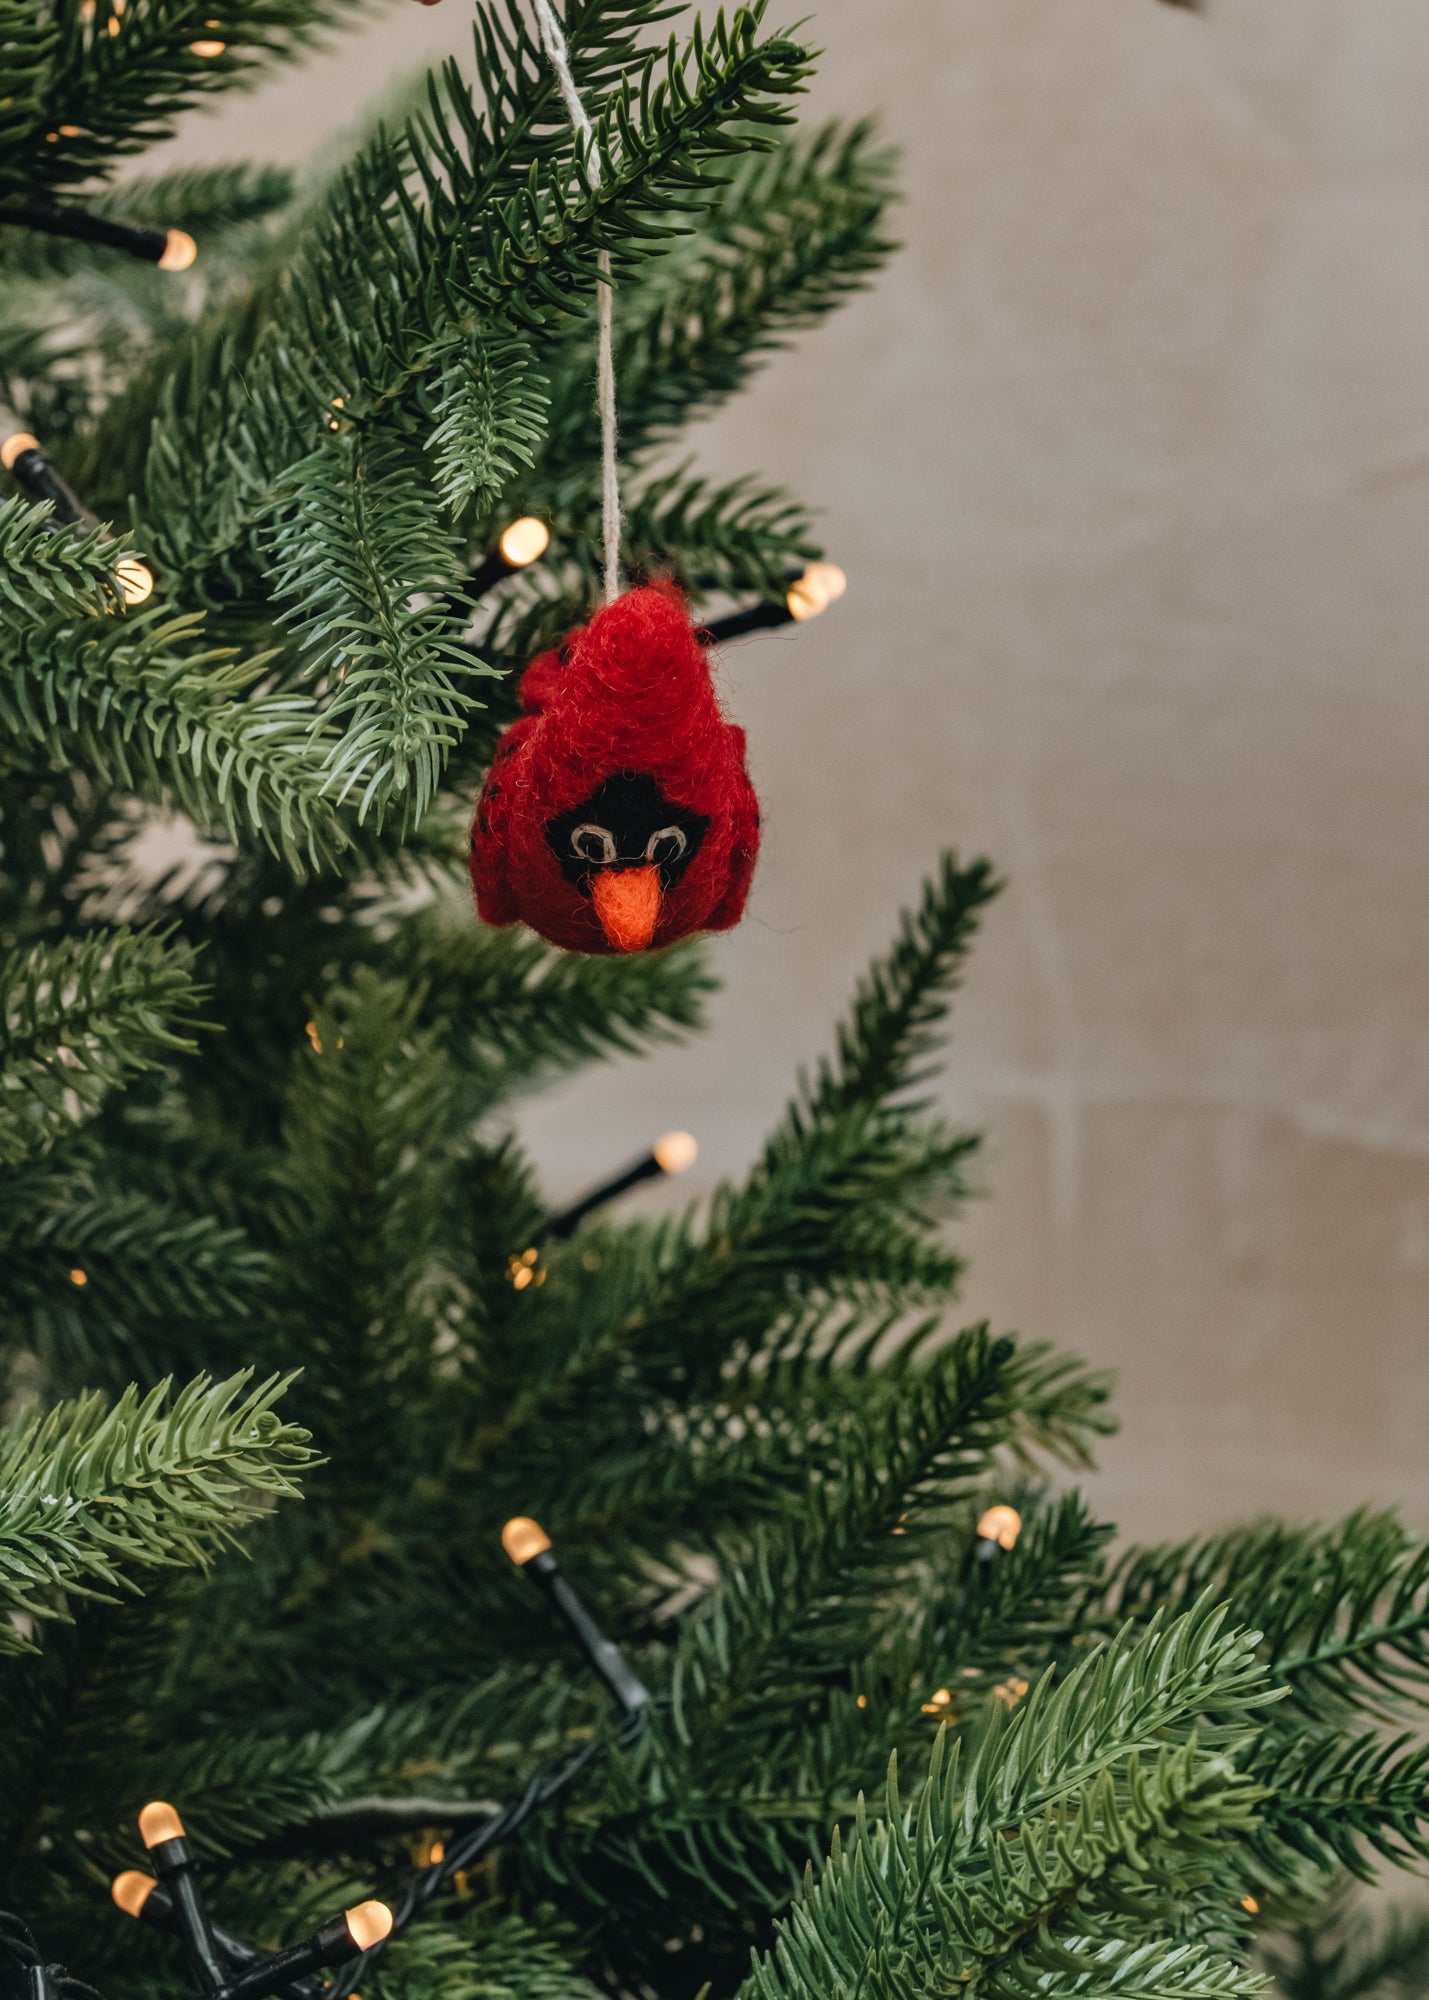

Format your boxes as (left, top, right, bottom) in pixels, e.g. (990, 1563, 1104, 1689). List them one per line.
(151, 0, 1429, 1541)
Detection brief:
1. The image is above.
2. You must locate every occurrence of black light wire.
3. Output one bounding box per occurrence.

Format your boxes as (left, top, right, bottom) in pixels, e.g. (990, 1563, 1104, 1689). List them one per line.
(0, 1910, 106, 2000)
(325, 1705, 651, 1999)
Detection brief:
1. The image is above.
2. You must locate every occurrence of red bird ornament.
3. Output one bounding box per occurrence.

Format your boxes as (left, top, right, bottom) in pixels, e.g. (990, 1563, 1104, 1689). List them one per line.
(469, 584, 760, 955)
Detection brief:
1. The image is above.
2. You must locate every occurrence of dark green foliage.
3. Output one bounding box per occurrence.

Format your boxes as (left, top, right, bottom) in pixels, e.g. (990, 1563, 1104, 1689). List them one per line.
(2, 10, 1422, 2000)
(0, 606, 345, 866)
(0, 496, 127, 616)
(0, 926, 201, 1162)
(746, 1604, 1272, 2000)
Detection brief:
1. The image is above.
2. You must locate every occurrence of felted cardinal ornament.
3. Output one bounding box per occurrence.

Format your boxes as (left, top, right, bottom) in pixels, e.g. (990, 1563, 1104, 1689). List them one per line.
(470, 583, 760, 954)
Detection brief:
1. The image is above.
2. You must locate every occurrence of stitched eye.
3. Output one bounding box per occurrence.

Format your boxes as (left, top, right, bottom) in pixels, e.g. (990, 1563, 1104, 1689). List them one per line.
(571, 824, 617, 864)
(646, 826, 687, 865)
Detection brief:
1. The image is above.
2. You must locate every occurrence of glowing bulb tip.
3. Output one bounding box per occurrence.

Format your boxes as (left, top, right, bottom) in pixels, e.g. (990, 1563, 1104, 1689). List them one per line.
(114, 556, 155, 605)
(0, 432, 39, 472)
(652, 1130, 698, 1175)
(158, 229, 197, 272)
(976, 1504, 1023, 1552)
(498, 516, 550, 568)
(501, 1516, 551, 1565)
(138, 1800, 185, 1847)
(111, 1872, 157, 1918)
(344, 1901, 393, 1951)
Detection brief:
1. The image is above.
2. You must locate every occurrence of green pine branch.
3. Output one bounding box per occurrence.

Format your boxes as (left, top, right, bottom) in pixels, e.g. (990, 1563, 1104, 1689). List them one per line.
(262, 430, 487, 820)
(1251, 1729, 1429, 1882)
(541, 118, 898, 479)
(1, 1178, 267, 1392)
(0, 1370, 314, 1651)
(266, 971, 472, 1478)
(744, 1604, 1274, 2000)
(0, 605, 347, 867)
(797, 851, 1001, 1127)
(0, 494, 129, 619)
(0, 0, 57, 167)
(8, 0, 351, 198)
(1093, 1514, 1429, 1723)
(595, 464, 816, 599)
(428, 322, 548, 514)
(0, 926, 201, 1164)
(668, 1329, 1021, 1766)
(142, 3, 810, 599)
(403, 894, 714, 1095)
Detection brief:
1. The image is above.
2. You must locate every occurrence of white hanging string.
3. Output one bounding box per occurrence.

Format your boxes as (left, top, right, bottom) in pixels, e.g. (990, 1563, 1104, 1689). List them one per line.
(531, 0, 622, 605)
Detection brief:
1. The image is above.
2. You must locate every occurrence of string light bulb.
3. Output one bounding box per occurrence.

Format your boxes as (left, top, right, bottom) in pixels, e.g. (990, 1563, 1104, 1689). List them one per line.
(501, 1518, 649, 1715)
(138, 1801, 185, 1847)
(157, 229, 197, 272)
(507, 1246, 544, 1289)
(189, 36, 225, 52)
(651, 1130, 697, 1174)
(110, 1872, 157, 1918)
(463, 517, 553, 599)
(975, 1504, 1023, 1555)
(498, 517, 550, 568)
(68, 1267, 88, 1286)
(1, 431, 40, 472)
(344, 1903, 393, 1951)
(702, 559, 848, 644)
(502, 1516, 552, 1565)
(785, 561, 847, 622)
(545, 1129, 700, 1238)
(114, 555, 154, 604)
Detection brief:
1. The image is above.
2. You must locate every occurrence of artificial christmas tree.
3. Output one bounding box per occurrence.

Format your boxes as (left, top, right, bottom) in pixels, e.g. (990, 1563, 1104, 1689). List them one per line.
(3, 7, 1429, 2000)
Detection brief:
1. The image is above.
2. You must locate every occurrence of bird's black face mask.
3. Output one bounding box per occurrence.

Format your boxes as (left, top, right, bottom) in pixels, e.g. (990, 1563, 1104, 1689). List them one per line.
(545, 772, 710, 897)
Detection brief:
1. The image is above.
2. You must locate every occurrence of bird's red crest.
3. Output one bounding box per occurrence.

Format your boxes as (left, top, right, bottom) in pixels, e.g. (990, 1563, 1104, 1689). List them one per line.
(469, 585, 761, 954)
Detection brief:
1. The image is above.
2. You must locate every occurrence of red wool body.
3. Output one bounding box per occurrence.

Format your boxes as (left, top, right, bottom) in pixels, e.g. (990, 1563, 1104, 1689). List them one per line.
(469, 584, 761, 955)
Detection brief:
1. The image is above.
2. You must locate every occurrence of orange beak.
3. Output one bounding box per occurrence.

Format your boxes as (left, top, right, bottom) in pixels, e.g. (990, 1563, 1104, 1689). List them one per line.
(592, 865, 661, 952)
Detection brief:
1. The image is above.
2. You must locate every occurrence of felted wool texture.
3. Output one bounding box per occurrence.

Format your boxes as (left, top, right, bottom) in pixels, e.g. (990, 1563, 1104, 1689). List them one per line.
(470, 584, 761, 954)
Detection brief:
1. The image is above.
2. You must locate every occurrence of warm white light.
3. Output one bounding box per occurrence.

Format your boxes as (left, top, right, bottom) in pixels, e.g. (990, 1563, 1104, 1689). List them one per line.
(115, 556, 155, 605)
(69, 1267, 88, 1287)
(785, 560, 847, 623)
(138, 1800, 185, 1847)
(498, 517, 550, 568)
(501, 1516, 551, 1565)
(158, 229, 197, 272)
(189, 36, 225, 53)
(652, 1131, 697, 1175)
(976, 1504, 1023, 1551)
(803, 561, 846, 604)
(111, 1872, 157, 1918)
(344, 1902, 393, 1951)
